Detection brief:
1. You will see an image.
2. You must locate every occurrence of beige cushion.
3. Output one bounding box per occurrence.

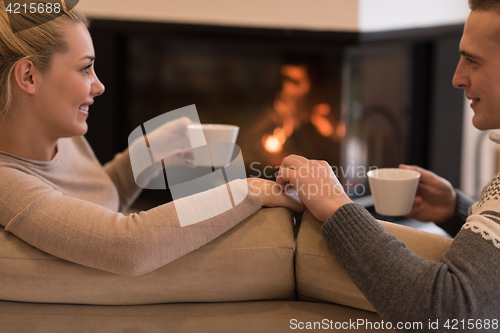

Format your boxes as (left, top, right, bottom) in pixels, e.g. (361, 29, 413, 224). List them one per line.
(0, 300, 393, 333)
(295, 210, 453, 312)
(0, 207, 296, 305)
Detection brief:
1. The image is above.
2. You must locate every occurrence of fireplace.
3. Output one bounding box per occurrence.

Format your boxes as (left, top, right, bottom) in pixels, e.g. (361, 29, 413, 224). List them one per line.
(85, 20, 464, 206)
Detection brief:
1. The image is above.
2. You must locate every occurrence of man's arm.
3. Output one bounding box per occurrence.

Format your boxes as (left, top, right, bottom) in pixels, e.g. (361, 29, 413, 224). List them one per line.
(434, 189, 474, 237)
(322, 203, 500, 327)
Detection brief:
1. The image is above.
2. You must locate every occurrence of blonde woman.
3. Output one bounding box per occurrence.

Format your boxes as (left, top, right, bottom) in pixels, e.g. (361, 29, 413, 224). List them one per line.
(0, 4, 304, 276)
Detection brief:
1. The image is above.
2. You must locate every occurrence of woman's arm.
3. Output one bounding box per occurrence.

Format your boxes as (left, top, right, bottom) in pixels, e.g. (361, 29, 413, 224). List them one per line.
(103, 148, 143, 212)
(102, 116, 194, 212)
(0, 168, 260, 277)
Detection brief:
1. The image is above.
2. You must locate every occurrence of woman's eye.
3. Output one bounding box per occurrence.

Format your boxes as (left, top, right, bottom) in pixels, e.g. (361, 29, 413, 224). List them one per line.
(82, 63, 93, 74)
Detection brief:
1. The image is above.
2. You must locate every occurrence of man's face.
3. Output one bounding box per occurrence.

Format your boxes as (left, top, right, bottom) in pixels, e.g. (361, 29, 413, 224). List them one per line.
(453, 10, 500, 130)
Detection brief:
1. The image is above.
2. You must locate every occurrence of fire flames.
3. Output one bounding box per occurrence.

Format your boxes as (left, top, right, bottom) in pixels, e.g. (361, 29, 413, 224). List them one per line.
(262, 65, 345, 154)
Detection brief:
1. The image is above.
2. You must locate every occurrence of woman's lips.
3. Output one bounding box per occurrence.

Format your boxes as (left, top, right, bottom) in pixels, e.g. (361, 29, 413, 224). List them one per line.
(78, 105, 89, 117)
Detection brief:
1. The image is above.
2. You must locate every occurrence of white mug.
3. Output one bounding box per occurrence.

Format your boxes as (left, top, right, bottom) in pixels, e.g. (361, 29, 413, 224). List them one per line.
(187, 124, 239, 167)
(367, 168, 420, 216)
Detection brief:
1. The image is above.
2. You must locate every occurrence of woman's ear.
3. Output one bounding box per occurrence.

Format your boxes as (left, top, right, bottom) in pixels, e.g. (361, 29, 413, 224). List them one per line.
(12, 59, 38, 95)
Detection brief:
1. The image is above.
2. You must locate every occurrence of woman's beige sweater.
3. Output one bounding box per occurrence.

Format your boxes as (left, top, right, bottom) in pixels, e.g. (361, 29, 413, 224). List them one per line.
(0, 136, 261, 276)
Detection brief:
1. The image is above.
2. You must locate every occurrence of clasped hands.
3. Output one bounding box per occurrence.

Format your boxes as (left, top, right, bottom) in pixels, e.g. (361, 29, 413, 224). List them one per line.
(249, 155, 458, 224)
(247, 155, 352, 221)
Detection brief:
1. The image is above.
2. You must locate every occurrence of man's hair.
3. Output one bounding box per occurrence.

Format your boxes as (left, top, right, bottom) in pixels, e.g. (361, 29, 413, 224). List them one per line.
(469, 0, 500, 14)
(469, 0, 500, 44)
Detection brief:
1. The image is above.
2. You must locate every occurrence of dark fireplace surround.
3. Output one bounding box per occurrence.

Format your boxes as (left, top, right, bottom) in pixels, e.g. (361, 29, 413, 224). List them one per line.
(85, 19, 464, 206)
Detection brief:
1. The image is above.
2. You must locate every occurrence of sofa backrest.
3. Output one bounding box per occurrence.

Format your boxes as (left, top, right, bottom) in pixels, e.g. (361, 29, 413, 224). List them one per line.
(0, 207, 296, 305)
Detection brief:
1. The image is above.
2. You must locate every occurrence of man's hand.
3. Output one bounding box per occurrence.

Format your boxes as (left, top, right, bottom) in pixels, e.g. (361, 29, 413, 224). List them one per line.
(276, 155, 352, 222)
(399, 165, 456, 223)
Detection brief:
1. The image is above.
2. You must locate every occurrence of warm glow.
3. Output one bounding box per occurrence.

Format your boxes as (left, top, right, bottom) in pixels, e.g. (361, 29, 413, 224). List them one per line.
(311, 103, 333, 137)
(280, 65, 311, 96)
(263, 135, 282, 153)
(336, 121, 346, 138)
(315, 103, 331, 116)
(262, 64, 339, 153)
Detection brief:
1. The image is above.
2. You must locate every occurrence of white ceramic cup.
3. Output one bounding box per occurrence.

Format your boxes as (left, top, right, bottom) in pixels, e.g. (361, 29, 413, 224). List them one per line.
(187, 124, 239, 167)
(367, 168, 420, 216)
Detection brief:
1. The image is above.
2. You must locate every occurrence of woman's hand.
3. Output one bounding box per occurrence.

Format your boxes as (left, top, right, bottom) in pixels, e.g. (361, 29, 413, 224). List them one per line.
(399, 165, 456, 223)
(276, 155, 352, 222)
(246, 178, 306, 213)
(147, 117, 195, 167)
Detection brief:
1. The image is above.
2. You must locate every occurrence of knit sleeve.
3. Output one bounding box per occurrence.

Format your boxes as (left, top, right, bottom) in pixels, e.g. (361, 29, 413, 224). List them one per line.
(321, 203, 500, 329)
(434, 189, 474, 237)
(0, 168, 261, 277)
(103, 148, 143, 212)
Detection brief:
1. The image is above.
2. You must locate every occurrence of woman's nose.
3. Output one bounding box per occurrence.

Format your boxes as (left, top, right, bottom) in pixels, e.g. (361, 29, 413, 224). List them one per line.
(91, 74, 105, 97)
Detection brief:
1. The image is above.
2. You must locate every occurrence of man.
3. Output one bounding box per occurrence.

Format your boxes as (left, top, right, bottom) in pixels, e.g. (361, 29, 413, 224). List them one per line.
(277, 0, 500, 329)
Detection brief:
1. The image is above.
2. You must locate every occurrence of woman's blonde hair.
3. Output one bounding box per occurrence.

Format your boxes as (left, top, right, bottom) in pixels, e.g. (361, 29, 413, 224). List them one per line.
(0, 1, 88, 117)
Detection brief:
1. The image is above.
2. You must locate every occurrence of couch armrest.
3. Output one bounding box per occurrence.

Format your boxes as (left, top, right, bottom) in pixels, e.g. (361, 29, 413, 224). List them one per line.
(295, 210, 453, 312)
(0, 207, 296, 305)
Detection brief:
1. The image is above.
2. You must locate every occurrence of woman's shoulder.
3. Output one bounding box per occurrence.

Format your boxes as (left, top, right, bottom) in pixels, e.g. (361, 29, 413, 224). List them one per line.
(0, 136, 100, 184)
(0, 136, 77, 165)
(0, 136, 119, 211)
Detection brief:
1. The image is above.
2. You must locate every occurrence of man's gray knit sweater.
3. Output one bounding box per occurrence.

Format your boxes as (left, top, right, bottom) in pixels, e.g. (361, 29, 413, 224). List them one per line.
(322, 180, 500, 332)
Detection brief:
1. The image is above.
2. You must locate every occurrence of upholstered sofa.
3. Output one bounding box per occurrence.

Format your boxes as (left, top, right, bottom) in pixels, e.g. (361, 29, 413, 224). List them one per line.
(0, 207, 452, 332)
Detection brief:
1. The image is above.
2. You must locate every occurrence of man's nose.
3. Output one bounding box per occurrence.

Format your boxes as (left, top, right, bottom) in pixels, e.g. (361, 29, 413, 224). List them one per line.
(452, 58, 470, 89)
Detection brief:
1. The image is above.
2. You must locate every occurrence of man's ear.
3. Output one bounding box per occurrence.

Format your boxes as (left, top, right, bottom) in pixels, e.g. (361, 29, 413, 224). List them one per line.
(13, 59, 39, 95)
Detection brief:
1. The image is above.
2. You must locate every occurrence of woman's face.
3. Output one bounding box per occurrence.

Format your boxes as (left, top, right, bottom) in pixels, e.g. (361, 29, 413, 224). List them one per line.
(33, 22, 105, 139)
